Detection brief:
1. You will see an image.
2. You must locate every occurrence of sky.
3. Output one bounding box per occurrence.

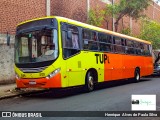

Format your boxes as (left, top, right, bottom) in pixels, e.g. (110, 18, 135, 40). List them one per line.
(154, 0, 160, 5)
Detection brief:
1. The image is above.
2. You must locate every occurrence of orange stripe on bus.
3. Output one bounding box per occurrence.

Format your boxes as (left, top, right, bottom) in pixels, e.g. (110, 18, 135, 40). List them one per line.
(16, 73, 61, 88)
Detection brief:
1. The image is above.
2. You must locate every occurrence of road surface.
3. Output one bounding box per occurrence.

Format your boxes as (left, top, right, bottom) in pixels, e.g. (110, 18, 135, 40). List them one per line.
(0, 77, 160, 120)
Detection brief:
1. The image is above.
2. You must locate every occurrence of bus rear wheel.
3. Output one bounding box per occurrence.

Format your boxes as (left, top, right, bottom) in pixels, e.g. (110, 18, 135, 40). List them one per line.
(85, 71, 94, 92)
(134, 69, 140, 82)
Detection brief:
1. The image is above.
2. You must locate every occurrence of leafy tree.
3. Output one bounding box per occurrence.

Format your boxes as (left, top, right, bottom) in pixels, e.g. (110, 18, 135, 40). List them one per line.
(87, 6, 104, 27)
(139, 18, 160, 49)
(121, 27, 131, 35)
(106, 0, 151, 32)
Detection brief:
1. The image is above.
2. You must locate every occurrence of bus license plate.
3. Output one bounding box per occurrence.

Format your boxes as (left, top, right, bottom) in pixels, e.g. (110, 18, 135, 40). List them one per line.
(29, 81, 36, 85)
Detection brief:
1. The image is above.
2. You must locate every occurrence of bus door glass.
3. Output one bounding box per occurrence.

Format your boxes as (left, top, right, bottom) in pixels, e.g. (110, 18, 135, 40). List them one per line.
(61, 23, 82, 86)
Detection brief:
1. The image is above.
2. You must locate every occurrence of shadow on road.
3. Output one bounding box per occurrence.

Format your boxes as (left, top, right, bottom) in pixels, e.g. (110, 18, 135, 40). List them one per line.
(22, 78, 152, 99)
(146, 74, 160, 78)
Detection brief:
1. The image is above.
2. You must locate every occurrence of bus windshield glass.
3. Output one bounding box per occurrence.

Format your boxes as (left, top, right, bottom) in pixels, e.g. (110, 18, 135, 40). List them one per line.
(15, 29, 58, 63)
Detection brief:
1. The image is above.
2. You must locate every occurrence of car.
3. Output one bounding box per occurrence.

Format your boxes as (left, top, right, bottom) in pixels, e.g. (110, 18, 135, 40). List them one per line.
(153, 63, 160, 75)
(152, 50, 160, 75)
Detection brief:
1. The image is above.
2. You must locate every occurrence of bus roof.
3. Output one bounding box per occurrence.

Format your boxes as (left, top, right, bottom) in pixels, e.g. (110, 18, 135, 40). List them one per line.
(17, 16, 151, 44)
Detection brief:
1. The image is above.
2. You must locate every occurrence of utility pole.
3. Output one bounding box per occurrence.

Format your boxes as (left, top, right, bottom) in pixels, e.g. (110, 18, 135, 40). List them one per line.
(46, 0, 51, 16)
(129, 17, 132, 34)
(112, 0, 115, 31)
(87, 0, 90, 20)
(153, 1, 155, 19)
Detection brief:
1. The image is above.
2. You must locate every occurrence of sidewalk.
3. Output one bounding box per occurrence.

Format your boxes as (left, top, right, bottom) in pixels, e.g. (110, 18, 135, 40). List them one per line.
(0, 83, 44, 100)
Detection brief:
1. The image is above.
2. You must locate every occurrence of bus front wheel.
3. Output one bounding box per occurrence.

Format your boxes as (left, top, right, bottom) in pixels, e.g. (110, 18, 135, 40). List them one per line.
(85, 71, 94, 92)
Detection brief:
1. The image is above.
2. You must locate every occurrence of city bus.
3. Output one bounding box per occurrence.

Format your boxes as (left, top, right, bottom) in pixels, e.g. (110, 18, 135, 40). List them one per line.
(14, 16, 153, 92)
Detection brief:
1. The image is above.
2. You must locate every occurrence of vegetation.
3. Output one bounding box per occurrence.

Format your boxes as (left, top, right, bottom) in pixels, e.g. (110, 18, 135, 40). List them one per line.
(139, 18, 160, 49)
(87, 6, 104, 27)
(87, 0, 160, 49)
(106, 0, 151, 32)
(120, 27, 131, 36)
(88, 0, 151, 32)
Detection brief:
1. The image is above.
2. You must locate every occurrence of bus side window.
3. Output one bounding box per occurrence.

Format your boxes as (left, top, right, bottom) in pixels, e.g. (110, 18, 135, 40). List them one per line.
(121, 39, 126, 53)
(148, 44, 152, 56)
(107, 35, 112, 43)
(61, 23, 80, 59)
(121, 39, 126, 46)
(98, 33, 112, 52)
(83, 29, 98, 51)
(144, 44, 151, 56)
(61, 24, 72, 48)
(140, 43, 144, 55)
(126, 40, 135, 54)
(113, 36, 123, 53)
(135, 42, 142, 55)
(83, 29, 90, 50)
(72, 33, 79, 49)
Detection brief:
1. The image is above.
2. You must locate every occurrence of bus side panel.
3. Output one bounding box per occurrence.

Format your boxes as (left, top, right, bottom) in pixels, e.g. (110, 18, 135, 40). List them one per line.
(65, 51, 106, 87)
(123, 55, 142, 79)
(140, 57, 146, 76)
(104, 53, 112, 81)
(143, 57, 153, 76)
(80, 52, 104, 85)
(66, 53, 84, 87)
(122, 54, 133, 79)
(57, 59, 69, 88)
(123, 55, 153, 78)
(104, 53, 123, 81)
(135, 56, 145, 77)
(65, 51, 102, 87)
(148, 57, 154, 75)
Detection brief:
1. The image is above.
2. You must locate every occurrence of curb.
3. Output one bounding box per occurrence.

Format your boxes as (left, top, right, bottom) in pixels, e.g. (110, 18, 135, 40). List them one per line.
(0, 93, 23, 100)
(0, 89, 47, 100)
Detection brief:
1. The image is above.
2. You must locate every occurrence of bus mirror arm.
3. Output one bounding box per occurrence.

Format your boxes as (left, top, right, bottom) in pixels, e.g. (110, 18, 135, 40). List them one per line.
(67, 31, 72, 40)
(7, 32, 10, 46)
(155, 52, 160, 64)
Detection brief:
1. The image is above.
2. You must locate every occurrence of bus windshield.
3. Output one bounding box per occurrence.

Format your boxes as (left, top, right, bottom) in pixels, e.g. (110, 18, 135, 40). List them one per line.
(15, 29, 58, 64)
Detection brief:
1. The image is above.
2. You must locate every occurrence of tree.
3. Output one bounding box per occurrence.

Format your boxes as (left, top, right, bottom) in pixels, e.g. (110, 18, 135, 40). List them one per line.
(121, 27, 131, 35)
(139, 18, 160, 49)
(87, 6, 104, 27)
(106, 0, 151, 32)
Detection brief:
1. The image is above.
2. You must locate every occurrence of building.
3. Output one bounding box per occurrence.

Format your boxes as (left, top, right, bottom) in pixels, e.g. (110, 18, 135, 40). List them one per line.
(0, 0, 160, 84)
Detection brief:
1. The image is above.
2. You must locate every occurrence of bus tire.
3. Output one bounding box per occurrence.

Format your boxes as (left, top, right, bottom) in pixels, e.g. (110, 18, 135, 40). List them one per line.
(134, 68, 140, 82)
(85, 71, 94, 92)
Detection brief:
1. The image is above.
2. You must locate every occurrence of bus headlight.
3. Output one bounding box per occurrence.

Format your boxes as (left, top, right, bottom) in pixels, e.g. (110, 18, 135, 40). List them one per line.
(16, 73, 20, 80)
(46, 68, 61, 79)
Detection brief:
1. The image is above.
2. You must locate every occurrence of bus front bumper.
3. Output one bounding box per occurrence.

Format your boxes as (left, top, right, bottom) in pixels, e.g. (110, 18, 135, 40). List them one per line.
(16, 73, 61, 88)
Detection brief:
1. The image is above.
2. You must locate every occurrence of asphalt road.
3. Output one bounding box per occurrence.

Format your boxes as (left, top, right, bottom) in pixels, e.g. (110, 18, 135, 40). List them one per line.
(0, 77, 160, 120)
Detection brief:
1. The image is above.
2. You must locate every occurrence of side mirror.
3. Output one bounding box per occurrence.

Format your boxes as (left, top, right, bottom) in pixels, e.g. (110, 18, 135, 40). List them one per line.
(6, 32, 10, 46)
(67, 31, 72, 40)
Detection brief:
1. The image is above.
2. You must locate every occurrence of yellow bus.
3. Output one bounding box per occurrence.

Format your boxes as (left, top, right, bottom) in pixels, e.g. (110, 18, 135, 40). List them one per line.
(15, 16, 153, 92)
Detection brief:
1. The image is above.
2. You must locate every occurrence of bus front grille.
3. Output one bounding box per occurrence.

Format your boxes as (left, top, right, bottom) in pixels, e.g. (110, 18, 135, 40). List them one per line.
(19, 66, 48, 73)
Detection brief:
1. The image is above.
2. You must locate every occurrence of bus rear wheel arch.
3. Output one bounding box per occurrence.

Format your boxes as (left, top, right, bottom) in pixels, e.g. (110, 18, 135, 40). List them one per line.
(84, 69, 98, 92)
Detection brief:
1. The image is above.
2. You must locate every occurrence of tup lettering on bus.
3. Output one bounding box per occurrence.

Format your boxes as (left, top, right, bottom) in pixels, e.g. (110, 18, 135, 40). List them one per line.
(95, 54, 109, 64)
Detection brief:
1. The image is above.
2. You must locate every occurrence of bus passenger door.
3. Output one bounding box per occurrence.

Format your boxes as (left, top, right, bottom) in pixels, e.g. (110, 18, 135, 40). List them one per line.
(61, 24, 82, 87)
(66, 56, 83, 87)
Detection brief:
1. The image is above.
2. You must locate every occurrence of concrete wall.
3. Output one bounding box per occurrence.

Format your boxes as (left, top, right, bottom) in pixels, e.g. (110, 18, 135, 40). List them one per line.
(0, 0, 46, 84)
(0, 34, 15, 84)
